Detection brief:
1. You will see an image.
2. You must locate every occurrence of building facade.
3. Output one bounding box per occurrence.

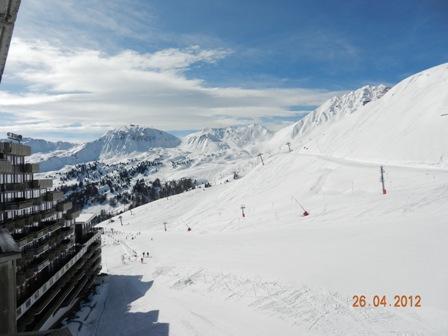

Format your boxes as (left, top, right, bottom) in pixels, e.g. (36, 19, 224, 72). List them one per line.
(0, 0, 21, 82)
(0, 141, 102, 332)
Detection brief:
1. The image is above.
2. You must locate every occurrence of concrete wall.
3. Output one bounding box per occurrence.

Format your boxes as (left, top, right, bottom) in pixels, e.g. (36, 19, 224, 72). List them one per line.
(0, 254, 19, 335)
(0, 0, 21, 82)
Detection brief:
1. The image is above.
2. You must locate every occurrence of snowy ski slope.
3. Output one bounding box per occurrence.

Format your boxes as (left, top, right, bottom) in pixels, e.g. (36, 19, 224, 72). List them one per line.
(68, 152, 448, 335)
(65, 64, 448, 335)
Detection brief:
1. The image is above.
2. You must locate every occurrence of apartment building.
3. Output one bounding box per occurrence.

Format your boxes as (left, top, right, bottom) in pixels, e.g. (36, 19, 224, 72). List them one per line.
(0, 141, 102, 332)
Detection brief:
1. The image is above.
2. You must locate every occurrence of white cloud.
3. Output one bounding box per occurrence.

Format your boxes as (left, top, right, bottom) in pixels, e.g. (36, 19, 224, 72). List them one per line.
(0, 39, 344, 140)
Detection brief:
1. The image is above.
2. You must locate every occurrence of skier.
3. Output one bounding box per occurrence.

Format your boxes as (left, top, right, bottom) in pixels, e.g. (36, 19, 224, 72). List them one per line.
(140, 257, 144, 263)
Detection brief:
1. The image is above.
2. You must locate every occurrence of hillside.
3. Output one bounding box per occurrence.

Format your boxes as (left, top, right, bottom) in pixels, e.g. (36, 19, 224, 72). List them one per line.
(182, 123, 272, 154)
(34, 125, 181, 171)
(291, 64, 448, 167)
(86, 153, 448, 336)
(64, 64, 448, 336)
(20, 137, 75, 153)
(268, 84, 389, 151)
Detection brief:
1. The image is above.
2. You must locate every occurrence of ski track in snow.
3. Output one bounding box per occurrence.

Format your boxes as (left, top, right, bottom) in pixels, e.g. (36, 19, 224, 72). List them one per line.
(65, 149, 448, 335)
(62, 65, 448, 335)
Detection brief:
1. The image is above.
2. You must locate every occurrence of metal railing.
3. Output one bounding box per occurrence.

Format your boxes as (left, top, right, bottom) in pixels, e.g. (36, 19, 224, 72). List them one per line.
(0, 158, 12, 173)
(16, 231, 101, 320)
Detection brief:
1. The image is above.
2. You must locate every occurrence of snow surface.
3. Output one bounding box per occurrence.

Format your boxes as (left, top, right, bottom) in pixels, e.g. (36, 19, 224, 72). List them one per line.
(274, 64, 448, 167)
(45, 63, 448, 335)
(32, 125, 181, 171)
(68, 152, 448, 335)
(18, 137, 76, 154)
(268, 84, 389, 151)
(182, 124, 272, 154)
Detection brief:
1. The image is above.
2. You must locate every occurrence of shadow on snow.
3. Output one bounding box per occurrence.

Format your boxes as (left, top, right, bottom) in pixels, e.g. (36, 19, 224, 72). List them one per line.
(96, 274, 169, 336)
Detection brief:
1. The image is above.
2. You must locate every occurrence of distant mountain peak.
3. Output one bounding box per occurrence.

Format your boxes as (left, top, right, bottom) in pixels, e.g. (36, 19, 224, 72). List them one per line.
(13, 137, 75, 154)
(271, 63, 448, 166)
(183, 123, 273, 153)
(269, 84, 389, 148)
(34, 126, 181, 171)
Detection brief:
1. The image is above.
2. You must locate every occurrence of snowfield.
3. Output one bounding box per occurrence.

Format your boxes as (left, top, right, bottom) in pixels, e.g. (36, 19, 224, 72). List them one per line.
(67, 152, 448, 336)
(58, 63, 448, 335)
(273, 64, 448, 167)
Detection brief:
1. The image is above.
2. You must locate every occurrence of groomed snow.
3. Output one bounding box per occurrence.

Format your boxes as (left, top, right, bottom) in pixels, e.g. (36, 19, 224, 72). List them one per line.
(280, 64, 448, 168)
(67, 150, 448, 336)
(62, 63, 448, 336)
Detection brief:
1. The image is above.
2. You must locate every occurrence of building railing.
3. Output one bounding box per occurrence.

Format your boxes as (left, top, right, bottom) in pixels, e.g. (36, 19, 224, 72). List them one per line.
(44, 191, 64, 202)
(16, 231, 101, 320)
(15, 220, 65, 249)
(56, 201, 72, 212)
(22, 163, 39, 173)
(30, 179, 53, 189)
(0, 142, 31, 156)
(65, 209, 81, 220)
(0, 158, 12, 173)
(2, 198, 34, 210)
(0, 182, 36, 192)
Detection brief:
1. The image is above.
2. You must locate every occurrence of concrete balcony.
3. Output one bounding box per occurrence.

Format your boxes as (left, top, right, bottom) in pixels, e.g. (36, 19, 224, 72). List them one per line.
(22, 163, 40, 173)
(65, 210, 80, 220)
(3, 217, 26, 232)
(44, 191, 64, 202)
(40, 209, 56, 222)
(36, 259, 50, 273)
(30, 179, 53, 189)
(23, 257, 49, 279)
(15, 220, 60, 249)
(16, 231, 101, 321)
(56, 201, 72, 212)
(3, 199, 34, 210)
(0, 142, 31, 156)
(21, 243, 49, 261)
(0, 182, 31, 192)
(0, 159, 12, 173)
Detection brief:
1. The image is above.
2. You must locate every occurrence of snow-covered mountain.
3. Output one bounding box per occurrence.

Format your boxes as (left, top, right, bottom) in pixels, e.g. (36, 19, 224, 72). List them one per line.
(269, 84, 389, 150)
(33, 63, 448, 177)
(72, 64, 448, 335)
(0, 137, 75, 153)
(34, 125, 181, 171)
(182, 124, 273, 154)
(33, 124, 273, 173)
(97, 125, 181, 158)
(291, 63, 448, 166)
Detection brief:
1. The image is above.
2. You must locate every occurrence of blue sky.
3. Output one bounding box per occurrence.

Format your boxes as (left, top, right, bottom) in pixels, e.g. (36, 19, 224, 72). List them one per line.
(0, 0, 447, 141)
